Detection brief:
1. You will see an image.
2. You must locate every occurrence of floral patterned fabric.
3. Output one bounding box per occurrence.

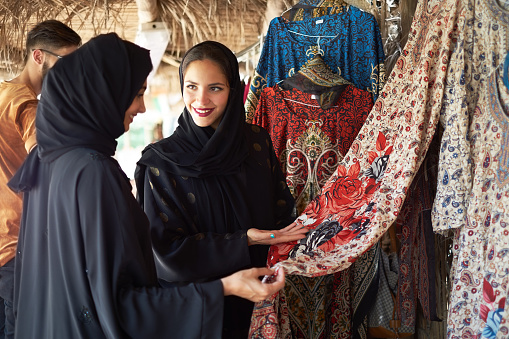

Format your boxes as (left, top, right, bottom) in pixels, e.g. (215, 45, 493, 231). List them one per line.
(279, 55, 354, 110)
(447, 49, 509, 338)
(433, 0, 509, 236)
(427, 0, 509, 337)
(253, 85, 374, 338)
(431, 0, 509, 234)
(249, 0, 463, 337)
(249, 0, 509, 338)
(392, 134, 441, 330)
(244, 6, 385, 123)
(254, 85, 372, 213)
(283, 1, 348, 22)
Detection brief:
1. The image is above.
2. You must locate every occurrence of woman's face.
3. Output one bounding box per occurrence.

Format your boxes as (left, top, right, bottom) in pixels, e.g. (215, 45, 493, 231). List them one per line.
(182, 59, 230, 130)
(124, 80, 148, 132)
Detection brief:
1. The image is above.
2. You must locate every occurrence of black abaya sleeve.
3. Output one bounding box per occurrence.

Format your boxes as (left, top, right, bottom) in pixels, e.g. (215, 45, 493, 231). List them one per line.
(135, 164, 252, 283)
(134, 126, 296, 284)
(12, 149, 224, 338)
(265, 130, 297, 229)
(77, 154, 225, 338)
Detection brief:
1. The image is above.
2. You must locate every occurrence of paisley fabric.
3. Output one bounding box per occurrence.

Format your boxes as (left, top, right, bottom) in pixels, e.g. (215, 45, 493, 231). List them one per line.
(283, 1, 348, 22)
(432, 0, 509, 233)
(253, 85, 373, 338)
(244, 5, 385, 122)
(428, 0, 509, 335)
(254, 85, 372, 213)
(294, 0, 374, 18)
(249, 0, 461, 337)
(446, 48, 509, 339)
(287, 55, 352, 87)
(249, 0, 509, 338)
(279, 55, 353, 109)
(392, 133, 441, 330)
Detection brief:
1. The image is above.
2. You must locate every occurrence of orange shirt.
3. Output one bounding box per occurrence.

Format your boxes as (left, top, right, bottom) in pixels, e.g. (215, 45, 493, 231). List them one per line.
(0, 81, 38, 267)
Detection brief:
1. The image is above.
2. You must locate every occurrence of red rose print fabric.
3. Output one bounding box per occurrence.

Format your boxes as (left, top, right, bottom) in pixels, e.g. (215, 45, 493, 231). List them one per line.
(250, 0, 461, 337)
(253, 84, 375, 338)
(250, 0, 509, 338)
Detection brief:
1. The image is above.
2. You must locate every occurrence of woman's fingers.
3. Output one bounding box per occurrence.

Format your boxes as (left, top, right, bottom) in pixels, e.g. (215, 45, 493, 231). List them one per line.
(278, 222, 307, 233)
(221, 267, 285, 302)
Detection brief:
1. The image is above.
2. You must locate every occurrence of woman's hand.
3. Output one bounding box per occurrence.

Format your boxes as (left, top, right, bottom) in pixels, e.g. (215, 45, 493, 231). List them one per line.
(221, 267, 285, 302)
(247, 222, 308, 246)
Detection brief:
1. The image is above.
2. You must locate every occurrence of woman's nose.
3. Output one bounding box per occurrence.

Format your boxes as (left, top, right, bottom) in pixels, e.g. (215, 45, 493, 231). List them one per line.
(195, 89, 210, 105)
(139, 99, 147, 114)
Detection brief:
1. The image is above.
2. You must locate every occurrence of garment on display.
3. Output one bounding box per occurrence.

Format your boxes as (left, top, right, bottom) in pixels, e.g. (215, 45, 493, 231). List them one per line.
(248, 0, 509, 338)
(244, 4, 386, 123)
(247, 2, 386, 337)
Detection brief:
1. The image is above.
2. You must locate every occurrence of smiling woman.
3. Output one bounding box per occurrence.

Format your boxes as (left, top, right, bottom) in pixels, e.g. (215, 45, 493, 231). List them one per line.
(7, 33, 286, 339)
(135, 41, 306, 338)
(123, 80, 148, 131)
(182, 59, 230, 129)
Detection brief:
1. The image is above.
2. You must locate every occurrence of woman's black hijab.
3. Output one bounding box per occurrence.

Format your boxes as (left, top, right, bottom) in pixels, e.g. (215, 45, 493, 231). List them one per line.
(9, 33, 152, 191)
(137, 40, 249, 177)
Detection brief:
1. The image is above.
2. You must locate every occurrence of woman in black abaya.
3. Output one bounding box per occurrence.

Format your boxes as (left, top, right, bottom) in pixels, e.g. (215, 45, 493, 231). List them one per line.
(135, 41, 307, 338)
(8, 33, 284, 339)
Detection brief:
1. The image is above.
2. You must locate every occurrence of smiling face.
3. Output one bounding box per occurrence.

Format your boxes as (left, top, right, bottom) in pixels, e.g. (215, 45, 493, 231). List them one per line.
(124, 80, 148, 131)
(182, 59, 230, 130)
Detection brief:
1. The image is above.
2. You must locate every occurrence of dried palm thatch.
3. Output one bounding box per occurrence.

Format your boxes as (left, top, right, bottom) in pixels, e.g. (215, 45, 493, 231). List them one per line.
(159, 0, 268, 58)
(0, 0, 411, 93)
(0, 0, 270, 78)
(0, 0, 138, 77)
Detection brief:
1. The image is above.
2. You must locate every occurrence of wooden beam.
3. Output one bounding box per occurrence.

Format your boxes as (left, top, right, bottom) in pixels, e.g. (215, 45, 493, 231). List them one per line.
(135, 0, 159, 23)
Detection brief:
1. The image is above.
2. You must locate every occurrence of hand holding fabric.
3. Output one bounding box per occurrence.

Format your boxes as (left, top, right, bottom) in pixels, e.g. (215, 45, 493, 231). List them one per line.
(247, 224, 308, 246)
(221, 267, 285, 302)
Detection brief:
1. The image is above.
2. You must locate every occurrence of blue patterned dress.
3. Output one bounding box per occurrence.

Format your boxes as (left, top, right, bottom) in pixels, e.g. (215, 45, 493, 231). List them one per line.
(245, 5, 385, 122)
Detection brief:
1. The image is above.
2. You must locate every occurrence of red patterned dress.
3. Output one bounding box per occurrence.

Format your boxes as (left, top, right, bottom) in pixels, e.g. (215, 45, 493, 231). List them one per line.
(253, 85, 373, 338)
(248, 0, 455, 337)
(254, 85, 373, 213)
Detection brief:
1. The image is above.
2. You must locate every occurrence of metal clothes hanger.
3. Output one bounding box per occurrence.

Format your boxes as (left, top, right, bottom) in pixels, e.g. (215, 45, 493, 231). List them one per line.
(282, 2, 340, 43)
(278, 85, 341, 109)
(283, 97, 322, 108)
(286, 30, 337, 38)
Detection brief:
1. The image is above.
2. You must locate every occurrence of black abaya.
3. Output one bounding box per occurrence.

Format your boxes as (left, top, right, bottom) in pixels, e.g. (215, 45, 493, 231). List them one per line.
(135, 41, 296, 337)
(9, 33, 225, 339)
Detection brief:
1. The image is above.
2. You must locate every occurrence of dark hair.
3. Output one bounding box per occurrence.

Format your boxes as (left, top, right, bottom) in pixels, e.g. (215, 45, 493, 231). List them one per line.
(181, 41, 236, 88)
(26, 20, 82, 55)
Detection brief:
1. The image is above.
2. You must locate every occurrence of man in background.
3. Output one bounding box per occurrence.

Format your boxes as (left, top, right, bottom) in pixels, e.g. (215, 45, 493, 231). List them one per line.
(0, 20, 81, 338)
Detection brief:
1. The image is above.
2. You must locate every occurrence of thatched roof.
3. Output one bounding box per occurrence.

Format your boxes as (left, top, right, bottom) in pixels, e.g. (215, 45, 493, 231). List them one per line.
(0, 0, 408, 93)
(0, 0, 272, 82)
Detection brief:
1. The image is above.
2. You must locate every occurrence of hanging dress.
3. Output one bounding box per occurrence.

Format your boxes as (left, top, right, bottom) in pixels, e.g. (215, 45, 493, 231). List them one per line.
(424, 0, 509, 336)
(250, 0, 509, 337)
(244, 5, 385, 122)
(254, 83, 373, 338)
(254, 85, 372, 213)
(136, 41, 297, 338)
(248, 0, 467, 337)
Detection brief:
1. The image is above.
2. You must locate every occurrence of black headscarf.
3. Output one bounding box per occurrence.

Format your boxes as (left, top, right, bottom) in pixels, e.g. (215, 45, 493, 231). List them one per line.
(9, 33, 152, 191)
(37, 32, 152, 161)
(137, 41, 248, 177)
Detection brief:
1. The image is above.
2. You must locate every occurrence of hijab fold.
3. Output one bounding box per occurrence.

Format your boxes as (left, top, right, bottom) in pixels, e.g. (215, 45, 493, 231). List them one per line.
(138, 41, 249, 178)
(9, 33, 152, 192)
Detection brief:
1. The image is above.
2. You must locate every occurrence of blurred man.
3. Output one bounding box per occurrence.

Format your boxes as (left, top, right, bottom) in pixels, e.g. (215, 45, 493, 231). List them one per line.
(0, 20, 81, 339)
